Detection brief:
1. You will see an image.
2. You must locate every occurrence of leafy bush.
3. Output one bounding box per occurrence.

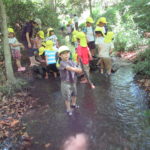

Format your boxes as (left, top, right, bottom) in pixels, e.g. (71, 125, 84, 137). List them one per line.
(134, 48, 150, 76)
(92, 0, 150, 52)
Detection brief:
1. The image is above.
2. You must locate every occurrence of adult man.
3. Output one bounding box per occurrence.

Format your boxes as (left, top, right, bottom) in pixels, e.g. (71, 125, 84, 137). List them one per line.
(21, 18, 41, 66)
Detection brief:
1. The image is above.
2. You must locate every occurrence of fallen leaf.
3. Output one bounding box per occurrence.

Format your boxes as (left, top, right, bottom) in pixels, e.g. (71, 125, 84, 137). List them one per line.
(10, 120, 19, 127)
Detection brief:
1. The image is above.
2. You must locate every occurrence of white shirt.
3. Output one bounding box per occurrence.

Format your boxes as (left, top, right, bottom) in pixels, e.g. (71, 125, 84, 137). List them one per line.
(8, 37, 20, 51)
(97, 38, 114, 58)
(95, 37, 104, 45)
(74, 16, 78, 23)
(86, 26, 94, 42)
(46, 35, 58, 46)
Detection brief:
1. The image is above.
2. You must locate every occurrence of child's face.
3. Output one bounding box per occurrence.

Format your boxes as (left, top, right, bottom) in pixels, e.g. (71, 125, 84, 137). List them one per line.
(77, 38, 80, 43)
(98, 22, 105, 27)
(50, 31, 54, 35)
(60, 51, 70, 61)
(95, 33, 101, 37)
(86, 22, 91, 27)
(8, 32, 14, 38)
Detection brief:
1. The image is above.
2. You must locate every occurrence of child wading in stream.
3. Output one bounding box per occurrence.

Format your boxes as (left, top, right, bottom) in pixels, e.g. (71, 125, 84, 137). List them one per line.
(95, 27, 114, 75)
(76, 31, 95, 89)
(58, 46, 82, 116)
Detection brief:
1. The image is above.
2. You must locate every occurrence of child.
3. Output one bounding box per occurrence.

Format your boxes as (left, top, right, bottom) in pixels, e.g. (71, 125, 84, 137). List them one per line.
(95, 27, 114, 75)
(44, 40, 58, 79)
(8, 28, 26, 72)
(32, 30, 44, 55)
(46, 28, 59, 50)
(96, 17, 108, 35)
(58, 46, 82, 116)
(84, 17, 96, 57)
(76, 31, 95, 89)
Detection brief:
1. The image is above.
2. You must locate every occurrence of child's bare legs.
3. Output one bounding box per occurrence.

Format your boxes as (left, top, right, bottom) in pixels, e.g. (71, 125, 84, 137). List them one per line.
(16, 59, 22, 69)
(107, 59, 112, 75)
(16, 59, 26, 71)
(71, 96, 79, 109)
(53, 72, 57, 78)
(65, 100, 72, 112)
(101, 69, 104, 74)
(71, 96, 77, 106)
(45, 72, 49, 79)
(91, 49, 95, 57)
(29, 56, 40, 67)
(107, 67, 112, 75)
(100, 58, 104, 74)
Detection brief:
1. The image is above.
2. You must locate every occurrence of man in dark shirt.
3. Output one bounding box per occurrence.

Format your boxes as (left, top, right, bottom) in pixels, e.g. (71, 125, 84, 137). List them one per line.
(21, 18, 41, 66)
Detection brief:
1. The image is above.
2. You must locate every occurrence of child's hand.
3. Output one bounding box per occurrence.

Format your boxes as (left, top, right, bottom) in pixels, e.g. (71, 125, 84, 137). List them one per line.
(89, 56, 93, 61)
(28, 43, 32, 48)
(21, 44, 24, 49)
(76, 68, 82, 74)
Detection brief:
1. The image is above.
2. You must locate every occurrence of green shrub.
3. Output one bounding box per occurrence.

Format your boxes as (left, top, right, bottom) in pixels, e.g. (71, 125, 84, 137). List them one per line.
(93, 0, 150, 52)
(134, 48, 150, 76)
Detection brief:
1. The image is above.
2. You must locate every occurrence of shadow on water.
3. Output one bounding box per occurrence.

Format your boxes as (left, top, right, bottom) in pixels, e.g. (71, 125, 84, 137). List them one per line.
(21, 64, 150, 150)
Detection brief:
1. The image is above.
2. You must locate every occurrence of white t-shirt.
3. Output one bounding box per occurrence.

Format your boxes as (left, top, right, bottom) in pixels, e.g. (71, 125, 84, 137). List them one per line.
(95, 37, 104, 45)
(66, 25, 72, 34)
(86, 26, 94, 42)
(97, 39, 114, 58)
(46, 35, 58, 46)
(74, 16, 78, 23)
(8, 37, 20, 51)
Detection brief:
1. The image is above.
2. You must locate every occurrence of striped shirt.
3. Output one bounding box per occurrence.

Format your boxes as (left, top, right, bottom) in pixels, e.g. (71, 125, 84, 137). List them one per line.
(45, 50, 57, 65)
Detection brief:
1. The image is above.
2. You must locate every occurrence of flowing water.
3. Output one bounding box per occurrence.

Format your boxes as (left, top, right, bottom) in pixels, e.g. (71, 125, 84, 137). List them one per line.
(3, 63, 149, 150)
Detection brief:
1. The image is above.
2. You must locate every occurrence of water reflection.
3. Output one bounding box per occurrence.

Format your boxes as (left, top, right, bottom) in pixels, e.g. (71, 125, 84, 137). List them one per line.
(61, 133, 89, 150)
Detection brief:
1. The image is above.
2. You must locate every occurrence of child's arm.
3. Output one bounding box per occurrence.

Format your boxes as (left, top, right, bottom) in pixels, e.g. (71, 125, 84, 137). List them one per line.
(66, 66, 82, 74)
(109, 43, 114, 55)
(11, 43, 24, 48)
(56, 40, 59, 48)
(87, 48, 92, 60)
(26, 32, 31, 48)
(45, 55, 48, 65)
(109, 48, 114, 55)
(97, 44, 102, 55)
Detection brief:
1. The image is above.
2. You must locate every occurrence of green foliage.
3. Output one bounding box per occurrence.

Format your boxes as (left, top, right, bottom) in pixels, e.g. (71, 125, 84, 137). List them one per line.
(4, 0, 37, 26)
(36, 5, 59, 28)
(93, 0, 150, 52)
(0, 79, 27, 96)
(123, 0, 150, 31)
(134, 48, 150, 76)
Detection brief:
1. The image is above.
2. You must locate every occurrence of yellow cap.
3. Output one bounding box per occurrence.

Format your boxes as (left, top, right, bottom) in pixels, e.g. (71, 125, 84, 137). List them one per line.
(45, 40, 54, 50)
(104, 32, 114, 43)
(76, 32, 87, 47)
(42, 42, 46, 47)
(95, 27, 105, 36)
(72, 30, 78, 35)
(68, 20, 72, 24)
(8, 28, 14, 33)
(47, 27, 54, 36)
(86, 17, 94, 23)
(72, 30, 79, 42)
(37, 30, 44, 39)
(96, 17, 107, 25)
(39, 47, 45, 55)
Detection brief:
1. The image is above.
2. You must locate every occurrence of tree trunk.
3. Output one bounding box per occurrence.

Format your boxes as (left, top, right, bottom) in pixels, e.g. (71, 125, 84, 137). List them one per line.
(89, 0, 93, 18)
(0, 0, 16, 83)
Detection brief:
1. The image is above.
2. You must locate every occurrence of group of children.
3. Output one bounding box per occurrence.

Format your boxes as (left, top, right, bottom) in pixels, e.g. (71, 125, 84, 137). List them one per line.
(8, 16, 114, 116)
